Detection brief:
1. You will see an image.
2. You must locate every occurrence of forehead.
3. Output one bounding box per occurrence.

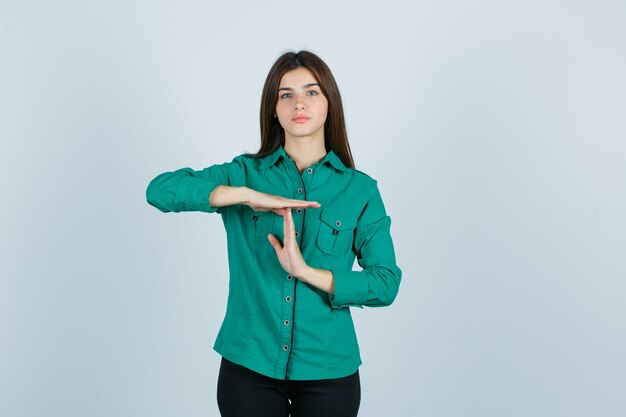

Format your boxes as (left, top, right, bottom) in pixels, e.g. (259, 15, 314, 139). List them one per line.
(278, 67, 318, 87)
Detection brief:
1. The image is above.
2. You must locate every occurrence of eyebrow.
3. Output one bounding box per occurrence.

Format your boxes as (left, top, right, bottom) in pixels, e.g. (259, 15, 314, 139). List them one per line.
(278, 83, 319, 92)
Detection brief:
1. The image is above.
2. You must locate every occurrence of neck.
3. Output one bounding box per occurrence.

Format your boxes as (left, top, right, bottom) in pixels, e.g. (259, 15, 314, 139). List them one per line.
(283, 136, 327, 174)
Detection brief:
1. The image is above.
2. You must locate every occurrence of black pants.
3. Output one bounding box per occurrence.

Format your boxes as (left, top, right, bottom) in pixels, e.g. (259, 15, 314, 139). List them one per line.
(217, 357, 361, 417)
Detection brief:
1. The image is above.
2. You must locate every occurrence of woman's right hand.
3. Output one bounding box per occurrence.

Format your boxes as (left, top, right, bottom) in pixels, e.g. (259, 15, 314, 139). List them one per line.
(245, 188, 320, 215)
(209, 185, 320, 214)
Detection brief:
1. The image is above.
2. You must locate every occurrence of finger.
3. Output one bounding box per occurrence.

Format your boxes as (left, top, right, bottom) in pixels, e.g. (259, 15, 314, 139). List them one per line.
(280, 199, 321, 207)
(285, 209, 303, 255)
(286, 206, 292, 226)
(272, 203, 318, 215)
(284, 208, 294, 246)
(271, 207, 287, 216)
(287, 209, 297, 248)
(278, 197, 319, 207)
(258, 198, 319, 211)
(287, 209, 295, 223)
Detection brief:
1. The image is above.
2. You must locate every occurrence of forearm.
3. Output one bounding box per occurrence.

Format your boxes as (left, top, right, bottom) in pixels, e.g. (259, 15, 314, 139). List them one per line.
(209, 185, 252, 208)
(296, 266, 335, 295)
(329, 265, 401, 308)
(146, 168, 228, 213)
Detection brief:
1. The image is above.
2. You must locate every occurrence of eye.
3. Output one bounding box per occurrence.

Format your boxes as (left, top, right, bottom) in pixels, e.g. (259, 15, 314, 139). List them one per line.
(307, 90, 319, 96)
(279, 92, 292, 99)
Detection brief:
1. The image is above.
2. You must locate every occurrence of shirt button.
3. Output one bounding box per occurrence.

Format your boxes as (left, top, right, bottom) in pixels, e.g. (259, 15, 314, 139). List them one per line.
(297, 188, 303, 194)
(295, 231, 299, 238)
(285, 296, 292, 302)
(335, 220, 342, 227)
(283, 320, 290, 326)
(306, 168, 313, 174)
(287, 274, 293, 281)
(283, 345, 289, 351)
(296, 208, 302, 214)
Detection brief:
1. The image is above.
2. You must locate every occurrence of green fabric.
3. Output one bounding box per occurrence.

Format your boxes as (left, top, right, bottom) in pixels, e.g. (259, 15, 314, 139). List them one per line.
(146, 145, 402, 380)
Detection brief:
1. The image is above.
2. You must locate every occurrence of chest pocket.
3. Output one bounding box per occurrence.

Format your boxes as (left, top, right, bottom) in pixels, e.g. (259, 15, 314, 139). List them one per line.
(316, 208, 358, 255)
(243, 209, 274, 242)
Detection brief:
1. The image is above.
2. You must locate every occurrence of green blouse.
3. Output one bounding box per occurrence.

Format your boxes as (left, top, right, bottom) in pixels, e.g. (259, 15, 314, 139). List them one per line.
(146, 145, 402, 380)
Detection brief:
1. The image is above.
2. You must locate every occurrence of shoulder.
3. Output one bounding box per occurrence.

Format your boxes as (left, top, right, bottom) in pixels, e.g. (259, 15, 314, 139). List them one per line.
(232, 152, 266, 167)
(231, 153, 252, 163)
(217, 152, 259, 171)
(348, 167, 379, 189)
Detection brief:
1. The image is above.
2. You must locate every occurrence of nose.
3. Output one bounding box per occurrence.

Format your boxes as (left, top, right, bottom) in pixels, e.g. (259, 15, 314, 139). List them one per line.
(294, 94, 305, 110)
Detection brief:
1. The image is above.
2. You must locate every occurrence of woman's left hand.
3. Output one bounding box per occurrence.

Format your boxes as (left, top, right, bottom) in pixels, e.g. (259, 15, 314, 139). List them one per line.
(268, 208, 308, 277)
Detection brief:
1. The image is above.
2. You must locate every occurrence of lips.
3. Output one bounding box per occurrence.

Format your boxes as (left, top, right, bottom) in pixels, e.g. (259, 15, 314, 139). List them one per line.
(292, 115, 310, 123)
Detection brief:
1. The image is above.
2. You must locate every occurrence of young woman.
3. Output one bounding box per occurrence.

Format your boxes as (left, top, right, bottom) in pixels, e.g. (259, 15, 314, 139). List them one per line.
(146, 50, 402, 417)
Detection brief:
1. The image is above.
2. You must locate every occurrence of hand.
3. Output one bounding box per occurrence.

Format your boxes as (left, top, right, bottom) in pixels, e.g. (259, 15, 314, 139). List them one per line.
(247, 189, 320, 215)
(267, 208, 309, 277)
(268, 207, 336, 294)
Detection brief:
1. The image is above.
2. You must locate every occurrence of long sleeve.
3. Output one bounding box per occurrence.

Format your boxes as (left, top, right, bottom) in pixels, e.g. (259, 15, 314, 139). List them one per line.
(328, 181, 402, 308)
(146, 156, 245, 213)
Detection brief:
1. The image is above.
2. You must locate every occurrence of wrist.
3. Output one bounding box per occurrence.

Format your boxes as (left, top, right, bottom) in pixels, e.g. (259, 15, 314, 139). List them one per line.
(294, 264, 314, 281)
(296, 265, 335, 295)
(240, 186, 255, 206)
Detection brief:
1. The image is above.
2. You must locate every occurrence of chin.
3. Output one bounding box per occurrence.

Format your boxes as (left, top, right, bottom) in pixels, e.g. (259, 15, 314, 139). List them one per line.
(289, 126, 324, 137)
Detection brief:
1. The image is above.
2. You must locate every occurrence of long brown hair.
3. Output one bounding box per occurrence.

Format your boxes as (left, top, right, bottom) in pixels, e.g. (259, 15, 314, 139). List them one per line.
(249, 50, 355, 169)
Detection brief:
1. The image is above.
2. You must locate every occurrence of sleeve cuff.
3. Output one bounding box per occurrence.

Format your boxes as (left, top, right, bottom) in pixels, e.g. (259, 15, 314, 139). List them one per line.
(328, 269, 368, 309)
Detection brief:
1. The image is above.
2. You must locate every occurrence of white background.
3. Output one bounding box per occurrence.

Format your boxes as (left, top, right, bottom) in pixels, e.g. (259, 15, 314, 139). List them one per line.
(1, 1, 625, 416)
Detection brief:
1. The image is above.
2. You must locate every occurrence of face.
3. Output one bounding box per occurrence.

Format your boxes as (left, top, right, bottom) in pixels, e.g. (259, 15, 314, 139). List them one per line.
(275, 67, 329, 142)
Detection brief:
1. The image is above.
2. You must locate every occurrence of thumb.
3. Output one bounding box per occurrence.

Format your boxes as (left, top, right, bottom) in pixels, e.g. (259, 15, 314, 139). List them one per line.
(267, 234, 283, 251)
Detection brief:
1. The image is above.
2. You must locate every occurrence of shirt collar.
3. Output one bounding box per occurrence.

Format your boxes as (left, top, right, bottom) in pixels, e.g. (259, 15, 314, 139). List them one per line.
(258, 145, 287, 169)
(258, 145, 351, 173)
(321, 148, 351, 173)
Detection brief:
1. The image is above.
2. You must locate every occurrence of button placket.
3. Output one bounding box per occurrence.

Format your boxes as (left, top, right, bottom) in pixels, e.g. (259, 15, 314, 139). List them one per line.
(291, 172, 305, 244)
(281, 158, 308, 379)
(278, 277, 295, 371)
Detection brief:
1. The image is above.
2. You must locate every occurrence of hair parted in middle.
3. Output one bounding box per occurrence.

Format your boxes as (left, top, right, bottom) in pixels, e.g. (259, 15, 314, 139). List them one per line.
(250, 50, 355, 169)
